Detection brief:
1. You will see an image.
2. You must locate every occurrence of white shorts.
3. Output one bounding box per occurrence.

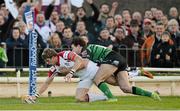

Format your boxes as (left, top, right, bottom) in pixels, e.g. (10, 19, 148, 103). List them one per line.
(76, 61, 99, 89)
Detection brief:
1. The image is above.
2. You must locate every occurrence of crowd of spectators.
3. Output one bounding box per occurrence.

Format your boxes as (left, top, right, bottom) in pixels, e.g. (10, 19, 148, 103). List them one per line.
(0, 0, 179, 69)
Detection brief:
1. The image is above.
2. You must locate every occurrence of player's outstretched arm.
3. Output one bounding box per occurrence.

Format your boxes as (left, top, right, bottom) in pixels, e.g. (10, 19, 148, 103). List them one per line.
(38, 76, 54, 95)
(22, 77, 54, 104)
(22, 76, 54, 104)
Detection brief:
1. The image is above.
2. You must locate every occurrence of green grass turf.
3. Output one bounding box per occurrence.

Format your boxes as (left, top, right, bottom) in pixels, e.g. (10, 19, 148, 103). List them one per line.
(0, 96, 180, 110)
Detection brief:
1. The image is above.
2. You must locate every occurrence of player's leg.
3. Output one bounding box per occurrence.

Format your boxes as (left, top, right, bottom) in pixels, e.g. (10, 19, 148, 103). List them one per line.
(75, 88, 108, 102)
(75, 88, 89, 102)
(76, 79, 107, 102)
(105, 75, 119, 86)
(94, 64, 117, 99)
(116, 71, 161, 101)
(94, 51, 127, 100)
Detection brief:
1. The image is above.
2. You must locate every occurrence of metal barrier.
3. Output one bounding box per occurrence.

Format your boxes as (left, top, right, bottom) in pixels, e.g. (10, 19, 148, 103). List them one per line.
(4, 48, 180, 68)
(0, 68, 180, 97)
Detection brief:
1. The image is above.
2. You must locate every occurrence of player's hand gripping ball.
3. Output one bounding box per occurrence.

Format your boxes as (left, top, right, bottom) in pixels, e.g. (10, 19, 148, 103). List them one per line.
(21, 95, 36, 104)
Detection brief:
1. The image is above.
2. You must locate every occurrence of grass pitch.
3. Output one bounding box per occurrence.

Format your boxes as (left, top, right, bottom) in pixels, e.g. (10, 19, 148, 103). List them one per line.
(0, 96, 180, 110)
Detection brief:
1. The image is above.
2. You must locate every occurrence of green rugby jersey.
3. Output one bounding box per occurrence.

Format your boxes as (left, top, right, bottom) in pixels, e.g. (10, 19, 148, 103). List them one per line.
(85, 44, 112, 63)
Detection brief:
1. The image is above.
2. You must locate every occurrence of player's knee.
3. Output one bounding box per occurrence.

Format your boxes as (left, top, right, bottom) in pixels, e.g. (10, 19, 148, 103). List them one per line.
(93, 78, 102, 86)
(75, 95, 88, 102)
(120, 86, 132, 93)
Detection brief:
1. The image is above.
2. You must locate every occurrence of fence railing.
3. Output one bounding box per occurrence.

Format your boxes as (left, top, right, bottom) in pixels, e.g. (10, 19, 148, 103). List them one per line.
(4, 48, 180, 68)
(0, 67, 180, 97)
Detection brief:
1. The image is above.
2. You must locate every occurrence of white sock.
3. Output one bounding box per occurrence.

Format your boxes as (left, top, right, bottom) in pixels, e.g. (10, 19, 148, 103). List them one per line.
(128, 70, 139, 78)
(88, 92, 108, 102)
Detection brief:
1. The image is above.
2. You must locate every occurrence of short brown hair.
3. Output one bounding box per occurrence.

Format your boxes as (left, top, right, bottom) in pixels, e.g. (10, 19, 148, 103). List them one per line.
(72, 37, 87, 47)
(41, 48, 57, 60)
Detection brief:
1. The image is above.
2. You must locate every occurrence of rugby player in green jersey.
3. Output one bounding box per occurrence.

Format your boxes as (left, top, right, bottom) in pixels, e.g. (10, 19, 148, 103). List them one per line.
(71, 37, 161, 101)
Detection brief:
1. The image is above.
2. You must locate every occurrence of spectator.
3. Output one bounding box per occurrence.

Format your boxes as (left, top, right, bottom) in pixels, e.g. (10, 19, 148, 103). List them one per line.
(122, 9, 132, 27)
(167, 19, 180, 67)
(62, 27, 74, 49)
(151, 7, 158, 20)
(168, 7, 180, 25)
(74, 0, 99, 36)
(55, 20, 65, 40)
(0, 42, 8, 76)
(74, 21, 96, 44)
(0, 11, 14, 42)
(44, 0, 59, 33)
(112, 27, 127, 58)
(105, 16, 116, 35)
(0, 3, 9, 19)
(6, 27, 24, 67)
(0, 15, 7, 42)
(95, 28, 113, 48)
(154, 31, 176, 67)
(48, 33, 63, 52)
(161, 15, 169, 29)
(121, 19, 145, 67)
(150, 19, 157, 32)
(154, 9, 164, 22)
(141, 21, 166, 67)
(167, 19, 180, 48)
(142, 18, 154, 38)
(114, 14, 123, 28)
(34, 13, 51, 44)
(59, 3, 74, 27)
(144, 10, 153, 19)
(18, 21, 29, 66)
(98, 2, 118, 25)
(132, 11, 143, 27)
(17, 14, 23, 21)
(46, 10, 59, 33)
(113, 27, 126, 44)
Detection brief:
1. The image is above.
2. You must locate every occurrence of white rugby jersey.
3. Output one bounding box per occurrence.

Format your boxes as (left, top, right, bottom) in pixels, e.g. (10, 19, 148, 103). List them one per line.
(48, 51, 75, 77)
(47, 50, 98, 80)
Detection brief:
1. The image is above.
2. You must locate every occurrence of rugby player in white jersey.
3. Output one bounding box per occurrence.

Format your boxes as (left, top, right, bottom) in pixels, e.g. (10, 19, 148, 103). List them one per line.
(24, 48, 110, 103)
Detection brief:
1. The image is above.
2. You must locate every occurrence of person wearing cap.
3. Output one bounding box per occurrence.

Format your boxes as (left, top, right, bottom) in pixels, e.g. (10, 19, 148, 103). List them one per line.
(142, 18, 154, 38)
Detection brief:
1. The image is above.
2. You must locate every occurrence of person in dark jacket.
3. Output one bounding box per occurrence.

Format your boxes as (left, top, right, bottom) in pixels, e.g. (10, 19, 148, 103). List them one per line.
(122, 20, 145, 67)
(154, 31, 176, 67)
(95, 28, 113, 48)
(6, 27, 24, 67)
(73, 0, 99, 36)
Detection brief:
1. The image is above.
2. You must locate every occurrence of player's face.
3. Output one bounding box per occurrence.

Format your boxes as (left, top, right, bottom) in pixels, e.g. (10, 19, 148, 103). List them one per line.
(45, 58, 53, 65)
(45, 57, 57, 65)
(71, 44, 82, 55)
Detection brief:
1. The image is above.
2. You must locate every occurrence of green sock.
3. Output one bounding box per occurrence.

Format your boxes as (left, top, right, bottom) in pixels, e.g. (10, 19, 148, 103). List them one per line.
(98, 82, 114, 99)
(132, 86, 152, 97)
